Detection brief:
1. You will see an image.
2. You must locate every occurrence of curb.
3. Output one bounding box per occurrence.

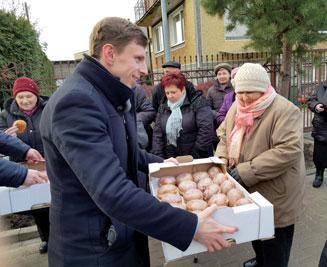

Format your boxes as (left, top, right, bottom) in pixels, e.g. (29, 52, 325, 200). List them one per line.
(0, 225, 39, 245)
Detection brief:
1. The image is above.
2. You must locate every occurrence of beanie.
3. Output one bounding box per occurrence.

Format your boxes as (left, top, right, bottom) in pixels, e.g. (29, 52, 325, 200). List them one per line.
(234, 63, 270, 93)
(13, 77, 40, 97)
(214, 63, 232, 75)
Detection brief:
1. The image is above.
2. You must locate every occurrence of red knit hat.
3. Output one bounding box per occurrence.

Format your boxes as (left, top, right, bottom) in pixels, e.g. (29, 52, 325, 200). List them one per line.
(13, 77, 40, 97)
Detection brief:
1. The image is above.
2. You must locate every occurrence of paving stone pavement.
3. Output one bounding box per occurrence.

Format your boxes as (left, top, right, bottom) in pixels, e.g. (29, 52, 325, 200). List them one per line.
(1, 171, 326, 267)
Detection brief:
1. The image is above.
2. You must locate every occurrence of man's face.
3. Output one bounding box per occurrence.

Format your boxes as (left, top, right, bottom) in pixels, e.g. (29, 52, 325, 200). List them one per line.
(109, 42, 147, 88)
(163, 67, 181, 75)
(216, 68, 231, 85)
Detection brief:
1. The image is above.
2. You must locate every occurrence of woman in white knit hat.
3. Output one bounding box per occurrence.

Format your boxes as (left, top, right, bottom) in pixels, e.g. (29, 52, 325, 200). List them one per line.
(215, 63, 305, 267)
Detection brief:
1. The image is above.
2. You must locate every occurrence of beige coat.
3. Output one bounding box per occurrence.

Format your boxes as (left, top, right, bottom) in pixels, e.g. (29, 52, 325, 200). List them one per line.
(216, 94, 305, 227)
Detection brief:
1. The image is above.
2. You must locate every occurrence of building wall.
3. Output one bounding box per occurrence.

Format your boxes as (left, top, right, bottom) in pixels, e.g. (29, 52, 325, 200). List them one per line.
(151, 1, 196, 68)
(200, 8, 250, 55)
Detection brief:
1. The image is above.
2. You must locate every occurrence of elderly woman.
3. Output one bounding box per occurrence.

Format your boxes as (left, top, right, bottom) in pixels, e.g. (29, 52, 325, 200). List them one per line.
(0, 77, 49, 254)
(216, 63, 305, 267)
(207, 62, 234, 147)
(151, 72, 213, 159)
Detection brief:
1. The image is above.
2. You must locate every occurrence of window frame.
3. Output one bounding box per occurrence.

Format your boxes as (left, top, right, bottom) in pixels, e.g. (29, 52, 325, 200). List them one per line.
(169, 6, 185, 47)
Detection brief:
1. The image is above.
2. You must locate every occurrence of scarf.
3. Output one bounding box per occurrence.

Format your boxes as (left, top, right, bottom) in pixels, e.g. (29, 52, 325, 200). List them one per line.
(228, 85, 277, 167)
(21, 105, 38, 117)
(166, 91, 186, 147)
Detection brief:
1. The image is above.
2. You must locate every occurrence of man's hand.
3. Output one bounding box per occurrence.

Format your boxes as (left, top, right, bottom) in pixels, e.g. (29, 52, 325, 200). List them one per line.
(22, 169, 48, 186)
(4, 126, 18, 137)
(316, 103, 325, 113)
(194, 204, 238, 252)
(25, 148, 44, 163)
(164, 157, 179, 165)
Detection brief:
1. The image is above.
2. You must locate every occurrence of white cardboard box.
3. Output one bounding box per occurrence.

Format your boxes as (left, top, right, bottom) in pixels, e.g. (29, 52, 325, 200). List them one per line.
(0, 162, 50, 215)
(0, 183, 50, 215)
(149, 157, 274, 262)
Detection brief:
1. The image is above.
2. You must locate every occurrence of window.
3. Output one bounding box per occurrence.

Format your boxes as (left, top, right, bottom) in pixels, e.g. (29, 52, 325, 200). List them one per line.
(154, 23, 163, 52)
(170, 7, 184, 46)
(224, 11, 249, 40)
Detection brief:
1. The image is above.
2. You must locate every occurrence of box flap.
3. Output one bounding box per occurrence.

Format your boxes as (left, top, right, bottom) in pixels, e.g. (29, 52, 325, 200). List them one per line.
(21, 161, 46, 171)
(249, 192, 274, 239)
(149, 157, 226, 178)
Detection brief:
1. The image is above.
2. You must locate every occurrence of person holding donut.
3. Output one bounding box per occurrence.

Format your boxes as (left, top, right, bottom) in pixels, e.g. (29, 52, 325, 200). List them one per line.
(0, 77, 50, 254)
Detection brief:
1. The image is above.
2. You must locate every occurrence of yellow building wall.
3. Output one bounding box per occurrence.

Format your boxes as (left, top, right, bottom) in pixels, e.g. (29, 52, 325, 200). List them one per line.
(200, 8, 250, 55)
(151, 1, 196, 69)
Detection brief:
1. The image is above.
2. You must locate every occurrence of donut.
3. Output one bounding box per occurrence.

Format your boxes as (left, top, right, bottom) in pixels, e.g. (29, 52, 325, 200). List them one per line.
(183, 188, 203, 201)
(186, 199, 208, 211)
(203, 183, 220, 200)
(193, 171, 210, 183)
(178, 180, 197, 193)
(208, 193, 228, 207)
(159, 176, 176, 186)
(176, 172, 193, 184)
(13, 120, 27, 134)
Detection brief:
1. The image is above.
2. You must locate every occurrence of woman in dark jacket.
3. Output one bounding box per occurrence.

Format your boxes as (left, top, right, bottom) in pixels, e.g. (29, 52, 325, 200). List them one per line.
(151, 72, 213, 159)
(307, 83, 327, 188)
(0, 77, 49, 254)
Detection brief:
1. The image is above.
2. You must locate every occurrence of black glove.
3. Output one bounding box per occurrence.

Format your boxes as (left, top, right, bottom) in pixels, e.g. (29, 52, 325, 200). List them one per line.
(227, 167, 244, 186)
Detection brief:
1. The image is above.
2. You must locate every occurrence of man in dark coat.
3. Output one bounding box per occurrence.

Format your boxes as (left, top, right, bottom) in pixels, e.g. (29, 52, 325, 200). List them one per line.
(134, 83, 156, 150)
(0, 131, 47, 187)
(151, 60, 197, 112)
(40, 17, 237, 267)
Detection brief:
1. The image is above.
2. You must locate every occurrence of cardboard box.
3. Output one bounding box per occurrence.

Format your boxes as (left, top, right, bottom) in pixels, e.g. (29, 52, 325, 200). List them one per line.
(0, 161, 50, 215)
(149, 157, 274, 262)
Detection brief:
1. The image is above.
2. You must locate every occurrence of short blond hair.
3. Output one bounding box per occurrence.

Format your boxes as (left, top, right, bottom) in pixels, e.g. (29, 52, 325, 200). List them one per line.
(89, 17, 148, 59)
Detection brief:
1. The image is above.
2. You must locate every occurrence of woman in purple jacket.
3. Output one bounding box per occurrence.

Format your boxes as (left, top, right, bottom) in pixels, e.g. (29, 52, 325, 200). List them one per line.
(216, 67, 239, 127)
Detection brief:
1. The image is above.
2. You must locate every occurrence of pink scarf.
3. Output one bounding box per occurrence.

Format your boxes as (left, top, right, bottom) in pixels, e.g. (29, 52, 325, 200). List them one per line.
(227, 85, 277, 167)
(21, 106, 38, 117)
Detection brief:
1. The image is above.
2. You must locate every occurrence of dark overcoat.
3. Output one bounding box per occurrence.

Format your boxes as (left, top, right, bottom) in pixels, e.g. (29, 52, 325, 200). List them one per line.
(0, 132, 29, 187)
(151, 90, 213, 159)
(40, 55, 197, 267)
(307, 83, 327, 143)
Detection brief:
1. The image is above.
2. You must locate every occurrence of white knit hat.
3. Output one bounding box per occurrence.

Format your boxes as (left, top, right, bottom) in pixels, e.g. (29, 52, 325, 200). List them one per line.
(234, 63, 270, 93)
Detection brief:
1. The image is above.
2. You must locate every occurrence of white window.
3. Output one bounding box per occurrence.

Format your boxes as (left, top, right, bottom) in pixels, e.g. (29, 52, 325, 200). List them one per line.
(154, 23, 164, 53)
(170, 7, 184, 46)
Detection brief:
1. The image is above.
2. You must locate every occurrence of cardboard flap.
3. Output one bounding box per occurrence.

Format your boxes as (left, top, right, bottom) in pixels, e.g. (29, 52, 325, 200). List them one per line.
(249, 192, 275, 239)
(175, 155, 193, 163)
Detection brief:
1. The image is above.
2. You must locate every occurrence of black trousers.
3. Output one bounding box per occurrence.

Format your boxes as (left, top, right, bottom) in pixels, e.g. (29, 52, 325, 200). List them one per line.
(252, 224, 294, 267)
(32, 207, 50, 242)
(319, 240, 327, 267)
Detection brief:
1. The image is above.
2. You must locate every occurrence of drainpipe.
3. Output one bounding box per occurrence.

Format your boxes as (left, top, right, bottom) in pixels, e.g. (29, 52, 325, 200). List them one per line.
(161, 0, 170, 62)
(193, 0, 202, 68)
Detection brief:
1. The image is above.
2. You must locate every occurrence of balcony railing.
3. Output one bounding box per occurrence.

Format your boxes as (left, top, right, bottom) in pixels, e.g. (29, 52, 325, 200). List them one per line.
(134, 0, 158, 21)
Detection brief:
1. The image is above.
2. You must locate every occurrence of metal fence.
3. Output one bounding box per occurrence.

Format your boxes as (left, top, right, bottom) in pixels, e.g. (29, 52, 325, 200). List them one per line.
(1, 50, 326, 131)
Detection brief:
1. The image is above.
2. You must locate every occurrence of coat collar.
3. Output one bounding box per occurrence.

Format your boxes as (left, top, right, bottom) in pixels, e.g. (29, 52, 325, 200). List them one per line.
(76, 55, 133, 109)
